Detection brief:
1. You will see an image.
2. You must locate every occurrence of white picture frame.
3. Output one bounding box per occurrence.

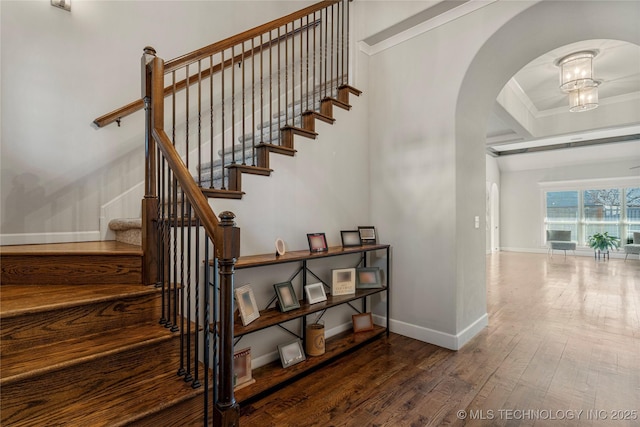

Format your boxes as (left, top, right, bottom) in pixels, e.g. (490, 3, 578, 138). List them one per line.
(331, 268, 356, 296)
(234, 284, 260, 326)
(305, 282, 327, 304)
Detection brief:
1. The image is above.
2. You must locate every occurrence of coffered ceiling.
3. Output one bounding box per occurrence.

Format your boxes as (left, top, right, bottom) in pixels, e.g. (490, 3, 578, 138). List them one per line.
(487, 39, 640, 157)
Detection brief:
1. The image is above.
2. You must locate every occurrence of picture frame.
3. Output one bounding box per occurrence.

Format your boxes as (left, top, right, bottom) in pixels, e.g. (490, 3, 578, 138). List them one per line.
(234, 284, 260, 326)
(307, 232, 328, 253)
(275, 238, 286, 257)
(340, 230, 362, 247)
(331, 267, 356, 296)
(352, 312, 374, 333)
(305, 282, 327, 304)
(356, 267, 383, 289)
(233, 347, 256, 390)
(278, 338, 306, 368)
(273, 281, 301, 312)
(358, 226, 377, 244)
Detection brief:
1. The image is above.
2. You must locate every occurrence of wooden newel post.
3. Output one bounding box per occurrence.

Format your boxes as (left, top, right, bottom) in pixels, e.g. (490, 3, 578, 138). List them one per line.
(141, 46, 159, 286)
(214, 211, 241, 426)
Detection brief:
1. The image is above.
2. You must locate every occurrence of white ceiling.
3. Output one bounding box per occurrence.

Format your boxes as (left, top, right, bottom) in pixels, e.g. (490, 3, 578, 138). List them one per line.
(487, 39, 640, 157)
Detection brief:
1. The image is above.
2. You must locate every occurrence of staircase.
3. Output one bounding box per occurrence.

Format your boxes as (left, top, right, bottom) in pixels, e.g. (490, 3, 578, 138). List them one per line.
(0, 241, 207, 426)
(5, 1, 358, 425)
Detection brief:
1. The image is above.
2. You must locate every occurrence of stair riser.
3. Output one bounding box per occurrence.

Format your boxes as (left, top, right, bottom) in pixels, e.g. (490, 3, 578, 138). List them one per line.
(1, 254, 142, 285)
(0, 337, 195, 427)
(132, 386, 211, 427)
(1, 293, 162, 354)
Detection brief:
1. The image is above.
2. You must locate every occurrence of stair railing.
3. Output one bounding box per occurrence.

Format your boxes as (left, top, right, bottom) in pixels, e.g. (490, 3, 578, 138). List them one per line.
(105, 1, 352, 425)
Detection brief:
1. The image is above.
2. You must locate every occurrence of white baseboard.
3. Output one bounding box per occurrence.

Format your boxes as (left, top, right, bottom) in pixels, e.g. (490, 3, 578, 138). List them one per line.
(456, 313, 489, 349)
(0, 231, 102, 246)
(382, 313, 488, 351)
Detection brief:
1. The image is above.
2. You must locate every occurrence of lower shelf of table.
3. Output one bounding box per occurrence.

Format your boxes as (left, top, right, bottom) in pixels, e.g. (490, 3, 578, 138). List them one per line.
(234, 325, 387, 403)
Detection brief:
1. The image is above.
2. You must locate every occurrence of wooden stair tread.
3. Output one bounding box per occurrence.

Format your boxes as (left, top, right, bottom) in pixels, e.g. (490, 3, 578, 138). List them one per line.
(0, 283, 158, 318)
(303, 110, 336, 125)
(281, 125, 318, 139)
(0, 240, 142, 256)
(257, 143, 297, 156)
(226, 164, 273, 176)
(1, 322, 173, 384)
(2, 344, 210, 427)
(200, 188, 244, 199)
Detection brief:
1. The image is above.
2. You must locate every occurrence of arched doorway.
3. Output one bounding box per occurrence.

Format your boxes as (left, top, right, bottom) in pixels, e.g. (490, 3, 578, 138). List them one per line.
(455, 0, 640, 316)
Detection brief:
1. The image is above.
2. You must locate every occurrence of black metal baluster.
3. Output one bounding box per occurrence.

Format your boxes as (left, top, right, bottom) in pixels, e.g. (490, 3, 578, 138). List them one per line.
(197, 60, 202, 185)
(209, 55, 214, 188)
(241, 42, 246, 165)
(192, 218, 201, 389)
(231, 46, 236, 165)
(184, 200, 193, 383)
(221, 49, 226, 189)
(203, 238, 211, 425)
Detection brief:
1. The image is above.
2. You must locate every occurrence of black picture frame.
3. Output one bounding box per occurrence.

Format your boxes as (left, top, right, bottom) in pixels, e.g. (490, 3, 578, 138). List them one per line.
(278, 338, 306, 368)
(358, 226, 377, 244)
(340, 230, 362, 247)
(273, 281, 300, 312)
(307, 232, 328, 253)
(356, 267, 383, 289)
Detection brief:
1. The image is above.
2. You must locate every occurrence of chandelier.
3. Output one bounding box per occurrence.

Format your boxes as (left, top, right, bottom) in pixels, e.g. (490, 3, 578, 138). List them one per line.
(556, 50, 600, 112)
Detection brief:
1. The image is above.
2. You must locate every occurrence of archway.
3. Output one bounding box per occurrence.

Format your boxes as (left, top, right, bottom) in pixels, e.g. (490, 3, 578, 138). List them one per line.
(455, 0, 640, 319)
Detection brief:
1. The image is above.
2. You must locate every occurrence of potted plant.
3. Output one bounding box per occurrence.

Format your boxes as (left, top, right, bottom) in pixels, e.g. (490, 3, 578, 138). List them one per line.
(587, 232, 620, 260)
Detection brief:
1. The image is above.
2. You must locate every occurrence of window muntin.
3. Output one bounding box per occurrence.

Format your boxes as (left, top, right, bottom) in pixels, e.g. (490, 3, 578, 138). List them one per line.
(544, 187, 637, 246)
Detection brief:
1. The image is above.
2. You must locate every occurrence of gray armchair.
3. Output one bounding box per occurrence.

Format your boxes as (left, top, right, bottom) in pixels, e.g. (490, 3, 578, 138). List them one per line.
(624, 232, 640, 261)
(546, 230, 577, 257)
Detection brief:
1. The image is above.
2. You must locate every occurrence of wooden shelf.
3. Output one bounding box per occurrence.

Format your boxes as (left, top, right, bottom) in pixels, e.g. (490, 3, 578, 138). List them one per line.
(234, 325, 386, 404)
(231, 287, 387, 337)
(210, 244, 390, 269)
(208, 243, 391, 406)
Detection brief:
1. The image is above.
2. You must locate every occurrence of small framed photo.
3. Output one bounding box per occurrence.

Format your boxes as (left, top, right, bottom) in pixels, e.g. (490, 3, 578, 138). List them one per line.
(340, 230, 362, 247)
(352, 312, 374, 333)
(278, 338, 306, 368)
(307, 233, 328, 253)
(305, 282, 327, 304)
(331, 267, 356, 296)
(358, 226, 377, 244)
(234, 284, 260, 326)
(356, 267, 383, 289)
(233, 347, 256, 390)
(273, 281, 300, 312)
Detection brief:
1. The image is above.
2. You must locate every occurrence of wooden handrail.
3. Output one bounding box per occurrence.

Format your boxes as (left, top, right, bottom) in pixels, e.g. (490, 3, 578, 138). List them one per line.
(152, 129, 220, 240)
(165, 1, 338, 72)
(93, 0, 337, 128)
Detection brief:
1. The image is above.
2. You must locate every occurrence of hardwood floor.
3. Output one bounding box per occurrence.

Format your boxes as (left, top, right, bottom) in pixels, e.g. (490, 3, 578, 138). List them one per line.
(239, 252, 640, 426)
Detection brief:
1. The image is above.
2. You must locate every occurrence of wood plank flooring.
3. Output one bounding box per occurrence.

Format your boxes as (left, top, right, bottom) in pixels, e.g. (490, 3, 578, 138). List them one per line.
(239, 252, 640, 426)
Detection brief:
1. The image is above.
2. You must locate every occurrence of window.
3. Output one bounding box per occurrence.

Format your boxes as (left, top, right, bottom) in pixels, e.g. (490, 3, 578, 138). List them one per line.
(584, 189, 620, 239)
(545, 191, 578, 238)
(544, 186, 638, 246)
(625, 187, 640, 243)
